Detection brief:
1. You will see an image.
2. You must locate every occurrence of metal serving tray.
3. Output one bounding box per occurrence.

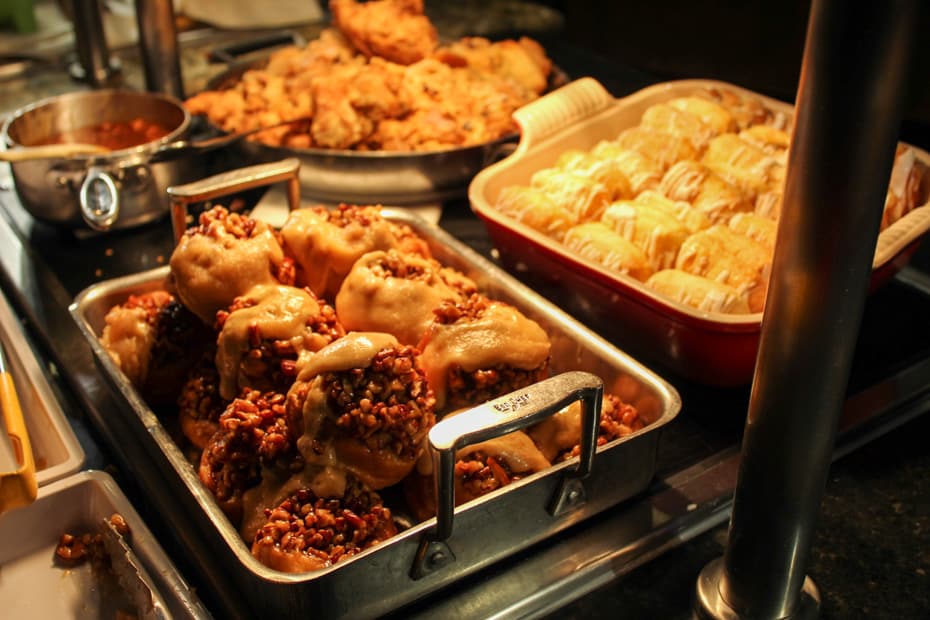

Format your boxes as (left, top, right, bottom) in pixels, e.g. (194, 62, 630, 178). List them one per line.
(69, 167, 680, 619)
(468, 78, 930, 386)
(0, 469, 211, 619)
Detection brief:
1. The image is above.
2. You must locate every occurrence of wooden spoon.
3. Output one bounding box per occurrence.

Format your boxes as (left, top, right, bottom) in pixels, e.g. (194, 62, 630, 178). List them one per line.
(0, 142, 111, 162)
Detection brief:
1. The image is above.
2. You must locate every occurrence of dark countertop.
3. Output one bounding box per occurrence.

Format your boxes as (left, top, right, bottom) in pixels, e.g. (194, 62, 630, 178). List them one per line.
(2, 3, 930, 619)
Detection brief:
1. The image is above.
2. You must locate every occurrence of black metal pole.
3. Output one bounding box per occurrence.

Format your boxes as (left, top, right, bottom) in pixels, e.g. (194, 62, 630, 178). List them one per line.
(134, 0, 185, 99)
(695, 1, 919, 618)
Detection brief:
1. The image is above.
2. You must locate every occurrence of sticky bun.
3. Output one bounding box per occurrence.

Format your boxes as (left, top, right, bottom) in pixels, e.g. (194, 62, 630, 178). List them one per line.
(280, 204, 430, 300)
(99, 290, 207, 406)
(178, 348, 228, 451)
(250, 481, 396, 573)
(418, 293, 551, 412)
(214, 284, 345, 400)
(199, 389, 303, 526)
(287, 332, 436, 490)
(169, 206, 294, 324)
(335, 250, 476, 346)
(527, 393, 644, 463)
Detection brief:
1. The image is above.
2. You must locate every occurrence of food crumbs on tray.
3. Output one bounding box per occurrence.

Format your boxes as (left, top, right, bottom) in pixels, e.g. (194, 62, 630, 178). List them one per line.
(105, 248, 114, 257)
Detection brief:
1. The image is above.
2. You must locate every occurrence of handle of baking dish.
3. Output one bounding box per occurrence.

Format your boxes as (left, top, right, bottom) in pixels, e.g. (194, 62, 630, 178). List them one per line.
(512, 77, 614, 154)
(166, 157, 301, 243)
(410, 371, 603, 580)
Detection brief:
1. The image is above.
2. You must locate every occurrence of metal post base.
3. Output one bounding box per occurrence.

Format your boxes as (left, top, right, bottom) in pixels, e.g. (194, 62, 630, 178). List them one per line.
(694, 558, 820, 620)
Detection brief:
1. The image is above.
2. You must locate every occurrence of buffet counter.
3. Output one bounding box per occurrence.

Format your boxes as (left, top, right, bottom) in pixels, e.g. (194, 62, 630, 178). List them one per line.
(0, 5, 929, 619)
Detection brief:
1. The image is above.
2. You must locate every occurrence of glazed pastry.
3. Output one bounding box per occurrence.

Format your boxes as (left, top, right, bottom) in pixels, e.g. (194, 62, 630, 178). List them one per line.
(251, 481, 396, 573)
(335, 249, 476, 346)
(280, 205, 431, 300)
(214, 284, 345, 400)
(601, 200, 691, 270)
(404, 425, 550, 522)
(530, 167, 612, 222)
(666, 96, 737, 135)
(728, 212, 778, 251)
(527, 392, 644, 463)
(286, 332, 436, 490)
(639, 102, 717, 151)
(694, 87, 789, 130)
(614, 126, 699, 171)
(564, 222, 654, 281)
(198, 389, 301, 527)
(590, 141, 663, 194)
(701, 134, 786, 208)
(659, 160, 754, 224)
(645, 269, 751, 314)
(633, 190, 711, 234)
(739, 124, 791, 155)
(882, 145, 926, 231)
(674, 225, 769, 308)
(99, 290, 208, 406)
(494, 184, 578, 241)
(555, 149, 634, 201)
(169, 206, 293, 325)
(418, 294, 551, 412)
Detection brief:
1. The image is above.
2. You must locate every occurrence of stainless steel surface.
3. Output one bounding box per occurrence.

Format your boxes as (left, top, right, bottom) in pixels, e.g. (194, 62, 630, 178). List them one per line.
(68, 0, 121, 86)
(698, 1, 921, 618)
(695, 558, 820, 620)
(70, 205, 681, 619)
(101, 515, 171, 620)
(1, 89, 203, 230)
(134, 0, 184, 98)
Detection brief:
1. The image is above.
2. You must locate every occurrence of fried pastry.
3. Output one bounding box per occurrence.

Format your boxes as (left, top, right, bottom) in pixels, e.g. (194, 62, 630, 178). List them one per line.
(286, 332, 436, 490)
(563, 222, 654, 281)
(674, 225, 769, 308)
(601, 200, 691, 270)
(659, 160, 754, 224)
(728, 212, 778, 251)
(335, 250, 476, 346)
(645, 269, 751, 314)
(530, 168, 612, 222)
(214, 284, 345, 400)
(633, 190, 711, 234)
(280, 205, 430, 300)
(614, 126, 699, 171)
(527, 392, 644, 463)
(666, 96, 737, 135)
(556, 149, 634, 201)
(169, 206, 293, 325)
(494, 184, 578, 241)
(590, 141, 663, 194)
(418, 294, 551, 412)
(639, 102, 717, 151)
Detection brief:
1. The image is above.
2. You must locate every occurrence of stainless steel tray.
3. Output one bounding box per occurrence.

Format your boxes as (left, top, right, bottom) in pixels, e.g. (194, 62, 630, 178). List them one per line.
(0, 469, 211, 619)
(69, 170, 680, 619)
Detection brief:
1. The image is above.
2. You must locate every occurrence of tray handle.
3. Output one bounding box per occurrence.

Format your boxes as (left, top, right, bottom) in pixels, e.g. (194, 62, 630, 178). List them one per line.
(167, 158, 301, 243)
(512, 77, 614, 154)
(410, 371, 603, 580)
(0, 337, 37, 514)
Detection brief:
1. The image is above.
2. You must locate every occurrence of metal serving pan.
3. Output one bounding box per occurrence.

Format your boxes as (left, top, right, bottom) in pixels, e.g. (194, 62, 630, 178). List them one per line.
(468, 77, 930, 386)
(195, 57, 567, 206)
(0, 469, 211, 619)
(70, 162, 680, 619)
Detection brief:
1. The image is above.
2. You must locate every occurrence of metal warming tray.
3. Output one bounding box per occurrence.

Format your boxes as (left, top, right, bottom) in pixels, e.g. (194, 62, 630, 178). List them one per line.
(468, 78, 930, 386)
(70, 177, 680, 618)
(0, 469, 211, 619)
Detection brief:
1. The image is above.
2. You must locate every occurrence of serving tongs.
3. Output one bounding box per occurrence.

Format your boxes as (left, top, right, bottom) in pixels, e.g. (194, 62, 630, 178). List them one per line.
(100, 515, 170, 620)
(0, 335, 37, 514)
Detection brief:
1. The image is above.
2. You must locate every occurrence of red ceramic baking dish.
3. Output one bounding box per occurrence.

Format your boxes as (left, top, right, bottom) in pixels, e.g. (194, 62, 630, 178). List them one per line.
(469, 78, 930, 386)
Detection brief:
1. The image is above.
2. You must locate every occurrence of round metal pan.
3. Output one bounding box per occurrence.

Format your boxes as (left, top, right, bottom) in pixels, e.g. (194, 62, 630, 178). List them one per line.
(199, 57, 568, 206)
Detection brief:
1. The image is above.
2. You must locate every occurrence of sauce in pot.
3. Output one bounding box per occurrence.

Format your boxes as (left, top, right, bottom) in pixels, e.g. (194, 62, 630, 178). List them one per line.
(36, 118, 173, 151)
